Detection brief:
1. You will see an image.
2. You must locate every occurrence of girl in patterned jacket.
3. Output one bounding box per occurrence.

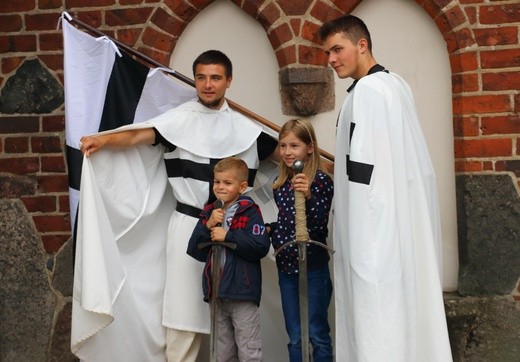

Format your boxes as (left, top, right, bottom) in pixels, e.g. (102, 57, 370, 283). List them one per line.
(271, 119, 334, 362)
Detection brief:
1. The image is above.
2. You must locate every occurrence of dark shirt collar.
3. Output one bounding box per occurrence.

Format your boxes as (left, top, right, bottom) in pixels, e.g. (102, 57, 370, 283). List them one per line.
(347, 64, 388, 93)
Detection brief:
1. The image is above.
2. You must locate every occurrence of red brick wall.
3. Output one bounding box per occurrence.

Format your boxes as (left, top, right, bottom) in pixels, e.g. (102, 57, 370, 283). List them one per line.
(0, 0, 519, 253)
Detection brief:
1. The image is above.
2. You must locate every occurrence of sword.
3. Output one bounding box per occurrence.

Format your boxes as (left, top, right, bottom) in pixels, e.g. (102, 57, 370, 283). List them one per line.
(197, 199, 237, 362)
(274, 160, 333, 362)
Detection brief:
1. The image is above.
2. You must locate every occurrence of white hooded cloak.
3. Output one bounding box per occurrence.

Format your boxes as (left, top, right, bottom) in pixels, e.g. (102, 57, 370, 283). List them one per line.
(333, 70, 452, 361)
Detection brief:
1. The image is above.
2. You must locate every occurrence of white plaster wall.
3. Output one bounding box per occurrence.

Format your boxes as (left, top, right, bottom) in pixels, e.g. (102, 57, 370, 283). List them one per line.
(351, 0, 459, 293)
(171, 0, 458, 288)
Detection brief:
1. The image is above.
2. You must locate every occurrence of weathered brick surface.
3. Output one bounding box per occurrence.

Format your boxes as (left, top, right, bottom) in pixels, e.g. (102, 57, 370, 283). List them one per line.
(479, 3, 520, 24)
(41, 155, 66, 172)
(40, 33, 64, 51)
(0, 157, 40, 174)
(0, 0, 35, 12)
(150, 7, 184, 36)
(463, 5, 477, 24)
(269, 23, 293, 50)
(444, 5, 466, 29)
(39, 0, 63, 9)
(454, 138, 512, 158)
(41, 234, 72, 252)
(277, 0, 313, 15)
(0, 0, 518, 359)
(33, 214, 71, 233)
(453, 116, 479, 137)
(481, 116, 520, 136)
(310, 1, 343, 24)
(453, 94, 512, 114)
(334, 0, 361, 14)
(37, 174, 69, 193)
(482, 71, 520, 91)
(2, 56, 25, 74)
(275, 44, 296, 68)
(164, 0, 199, 23)
(449, 52, 478, 73)
(4, 136, 29, 153)
(299, 44, 328, 66)
(106, 7, 155, 26)
(42, 115, 64, 132)
(301, 20, 321, 44)
(0, 15, 23, 32)
(25, 12, 63, 31)
(22, 195, 57, 213)
(455, 160, 483, 173)
(0, 116, 39, 133)
(31, 136, 63, 153)
(0, 34, 37, 53)
(142, 26, 175, 52)
(257, 2, 281, 31)
(452, 73, 479, 93)
(473, 26, 518, 46)
(481, 48, 520, 69)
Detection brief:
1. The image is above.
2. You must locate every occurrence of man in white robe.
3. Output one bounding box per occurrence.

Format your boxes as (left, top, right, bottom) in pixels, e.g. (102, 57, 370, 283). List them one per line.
(79, 50, 278, 361)
(318, 15, 452, 361)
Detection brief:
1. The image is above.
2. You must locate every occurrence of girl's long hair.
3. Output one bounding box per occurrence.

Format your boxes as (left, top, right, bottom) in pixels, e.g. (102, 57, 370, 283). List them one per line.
(273, 119, 326, 190)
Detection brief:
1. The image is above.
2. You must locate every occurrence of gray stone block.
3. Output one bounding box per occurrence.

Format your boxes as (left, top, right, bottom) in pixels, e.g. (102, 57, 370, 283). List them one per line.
(52, 238, 74, 297)
(0, 58, 64, 114)
(0, 199, 56, 361)
(456, 175, 520, 295)
(445, 294, 520, 361)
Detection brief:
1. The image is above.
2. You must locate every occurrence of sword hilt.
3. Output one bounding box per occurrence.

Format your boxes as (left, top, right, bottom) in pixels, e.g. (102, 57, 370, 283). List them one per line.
(293, 160, 309, 242)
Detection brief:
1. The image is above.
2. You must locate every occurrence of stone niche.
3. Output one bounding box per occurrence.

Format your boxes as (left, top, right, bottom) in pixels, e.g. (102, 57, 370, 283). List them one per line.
(279, 67, 335, 117)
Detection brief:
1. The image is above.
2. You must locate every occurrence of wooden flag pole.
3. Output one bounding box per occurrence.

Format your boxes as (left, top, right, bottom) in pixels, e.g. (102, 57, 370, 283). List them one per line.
(66, 16, 334, 162)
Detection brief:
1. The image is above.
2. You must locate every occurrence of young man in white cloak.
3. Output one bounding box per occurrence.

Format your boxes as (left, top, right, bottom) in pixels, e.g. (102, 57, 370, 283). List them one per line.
(318, 15, 452, 361)
(78, 50, 278, 361)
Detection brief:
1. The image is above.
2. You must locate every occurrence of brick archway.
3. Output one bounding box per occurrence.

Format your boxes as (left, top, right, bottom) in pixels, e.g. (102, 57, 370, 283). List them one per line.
(120, 1, 475, 70)
(108, 0, 517, 178)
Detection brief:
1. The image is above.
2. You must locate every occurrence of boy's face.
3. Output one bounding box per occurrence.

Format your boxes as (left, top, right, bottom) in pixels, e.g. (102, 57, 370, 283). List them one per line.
(213, 170, 248, 207)
(323, 32, 364, 80)
(194, 63, 232, 110)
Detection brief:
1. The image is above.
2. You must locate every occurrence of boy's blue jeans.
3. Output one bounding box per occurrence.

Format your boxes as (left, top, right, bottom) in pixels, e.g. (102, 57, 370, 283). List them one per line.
(278, 265, 333, 362)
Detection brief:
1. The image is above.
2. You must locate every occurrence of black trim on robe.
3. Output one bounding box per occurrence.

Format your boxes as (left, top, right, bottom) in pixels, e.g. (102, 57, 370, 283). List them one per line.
(347, 64, 388, 93)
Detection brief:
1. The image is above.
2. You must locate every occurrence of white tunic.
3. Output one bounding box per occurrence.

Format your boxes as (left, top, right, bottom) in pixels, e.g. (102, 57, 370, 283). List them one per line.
(333, 71, 452, 361)
(148, 100, 264, 332)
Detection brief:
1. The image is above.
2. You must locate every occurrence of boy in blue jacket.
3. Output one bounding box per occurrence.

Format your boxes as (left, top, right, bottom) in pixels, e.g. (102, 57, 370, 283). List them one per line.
(187, 157, 270, 361)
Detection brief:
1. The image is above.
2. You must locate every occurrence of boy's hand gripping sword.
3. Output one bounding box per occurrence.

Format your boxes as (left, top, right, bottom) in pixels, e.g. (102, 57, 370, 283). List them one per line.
(197, 199, 236, 362)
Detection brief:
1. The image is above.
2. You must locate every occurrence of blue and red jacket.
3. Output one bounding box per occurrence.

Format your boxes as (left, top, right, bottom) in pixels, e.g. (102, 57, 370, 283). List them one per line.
(187, 195, 270, 305)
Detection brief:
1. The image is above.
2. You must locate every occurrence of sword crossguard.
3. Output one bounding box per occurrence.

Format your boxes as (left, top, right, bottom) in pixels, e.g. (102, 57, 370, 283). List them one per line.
(198, 241, 238, 250)
(273, 239, 334, 257)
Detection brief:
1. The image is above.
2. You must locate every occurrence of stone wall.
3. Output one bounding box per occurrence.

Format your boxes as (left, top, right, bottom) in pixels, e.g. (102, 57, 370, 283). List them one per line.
(0, 0, 518, 360)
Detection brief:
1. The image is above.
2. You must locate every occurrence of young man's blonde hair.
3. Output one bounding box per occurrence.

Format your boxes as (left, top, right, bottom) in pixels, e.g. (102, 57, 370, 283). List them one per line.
(214, 157, 249, 183)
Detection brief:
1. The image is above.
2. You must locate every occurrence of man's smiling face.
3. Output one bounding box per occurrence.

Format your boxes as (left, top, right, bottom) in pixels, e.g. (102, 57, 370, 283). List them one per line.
(194, 63, 232, 109)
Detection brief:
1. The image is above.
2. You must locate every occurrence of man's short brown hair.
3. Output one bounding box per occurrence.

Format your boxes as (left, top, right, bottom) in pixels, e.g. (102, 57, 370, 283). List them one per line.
(318, 15, 372, 52)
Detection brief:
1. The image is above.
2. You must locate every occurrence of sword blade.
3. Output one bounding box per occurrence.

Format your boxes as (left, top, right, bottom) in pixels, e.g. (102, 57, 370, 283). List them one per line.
(299, 242, 310, 362)
(209, 245, 222, 362)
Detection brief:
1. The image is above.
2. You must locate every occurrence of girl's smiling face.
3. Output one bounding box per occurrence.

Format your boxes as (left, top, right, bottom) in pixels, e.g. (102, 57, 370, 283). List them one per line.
(279, 131, 314, 168)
